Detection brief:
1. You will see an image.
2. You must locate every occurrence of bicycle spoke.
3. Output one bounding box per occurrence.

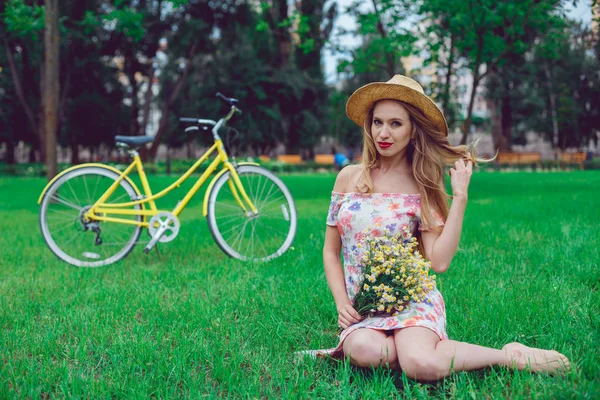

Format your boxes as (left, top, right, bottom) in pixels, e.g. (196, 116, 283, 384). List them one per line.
(65, 179, 83, 207)
(254, 229, 269, 257)
(229, 219, 250, 252)
(47, 207, 79, 219)
(254, 221, 289, 237)
(255, 174, 271, 208)
(49, 194, 83, 211)
(49, 221, 82, 237)
(257, 181, 277, 210)
(108, 191, 131, 204)
(249, 218, 258, 256)
(256, 209, 290, 218)
(83, 175, 92, 205)
(221, 219, 250, 239)
(260, 194, 287, 211)
(91, 175, 100, 202)
(213, 201, 245, 211)
(59, 228, 87, 249)
(215, 216, 247, 228)
(244, 174, 256, 203)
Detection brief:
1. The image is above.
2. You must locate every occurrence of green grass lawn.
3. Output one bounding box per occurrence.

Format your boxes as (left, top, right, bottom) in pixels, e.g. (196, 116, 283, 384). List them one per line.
(1, 170, 599, 398)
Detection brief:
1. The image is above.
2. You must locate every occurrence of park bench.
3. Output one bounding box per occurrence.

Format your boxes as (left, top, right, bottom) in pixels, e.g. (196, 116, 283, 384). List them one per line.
(276, 154, 303, 164)
(314, 154, 335, 165)
(496, 152, 541, 166)
(560, 152, 586, 169)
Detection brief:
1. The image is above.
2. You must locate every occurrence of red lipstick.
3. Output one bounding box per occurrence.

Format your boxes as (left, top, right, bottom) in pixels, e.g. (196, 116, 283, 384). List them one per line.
(378, 142, 392, 149)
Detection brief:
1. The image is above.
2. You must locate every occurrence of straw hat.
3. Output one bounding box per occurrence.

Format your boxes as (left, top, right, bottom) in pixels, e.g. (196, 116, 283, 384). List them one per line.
(346, 75, 448, 137)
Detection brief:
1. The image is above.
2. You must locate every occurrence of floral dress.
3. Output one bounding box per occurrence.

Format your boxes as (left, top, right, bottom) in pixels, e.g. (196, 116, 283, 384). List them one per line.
(325, 191, 449, 357)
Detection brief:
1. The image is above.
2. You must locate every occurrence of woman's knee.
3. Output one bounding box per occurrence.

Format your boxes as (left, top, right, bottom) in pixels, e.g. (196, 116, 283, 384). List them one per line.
(398, 352, 447, 381)
(343, 331, 396, 368)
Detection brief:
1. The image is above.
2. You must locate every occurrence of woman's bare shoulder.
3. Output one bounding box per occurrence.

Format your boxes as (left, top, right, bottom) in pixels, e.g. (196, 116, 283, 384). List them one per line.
(333, 164, 363, 193)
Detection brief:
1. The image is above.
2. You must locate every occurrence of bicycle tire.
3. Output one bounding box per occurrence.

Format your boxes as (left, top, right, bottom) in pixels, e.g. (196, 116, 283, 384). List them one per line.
(39, 166, 143, 267)
(206, 165, 297, 261)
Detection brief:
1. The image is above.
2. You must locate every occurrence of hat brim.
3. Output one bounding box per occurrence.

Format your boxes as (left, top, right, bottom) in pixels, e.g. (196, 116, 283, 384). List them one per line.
(346, 82, 448, 136)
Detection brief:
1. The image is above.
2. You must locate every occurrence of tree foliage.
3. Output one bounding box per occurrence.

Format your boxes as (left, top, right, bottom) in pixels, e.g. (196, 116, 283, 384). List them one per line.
(420, 0, 569, 145)
(0, 0, 598, 166)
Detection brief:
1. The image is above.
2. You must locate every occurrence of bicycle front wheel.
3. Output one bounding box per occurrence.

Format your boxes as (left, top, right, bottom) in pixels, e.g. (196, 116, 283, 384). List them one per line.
(39, 166, 143, 267)
(207, 165, 297, 261)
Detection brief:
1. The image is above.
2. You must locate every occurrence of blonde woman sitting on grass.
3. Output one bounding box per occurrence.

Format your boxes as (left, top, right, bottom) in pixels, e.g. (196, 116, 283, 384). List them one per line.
(306, 75, 569, 381)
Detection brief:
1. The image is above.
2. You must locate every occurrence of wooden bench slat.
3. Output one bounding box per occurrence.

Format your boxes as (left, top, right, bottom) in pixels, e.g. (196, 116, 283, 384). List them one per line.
(314, 154, 335, 164)
(560, 152, 587, 169)
(560, 152, 586, 163)
(276, 154, 303, 164)
(497, 152, 541, 164)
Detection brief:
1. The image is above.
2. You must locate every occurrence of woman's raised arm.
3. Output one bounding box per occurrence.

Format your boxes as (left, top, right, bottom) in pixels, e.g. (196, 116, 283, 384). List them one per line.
(421, 158, 473, 273)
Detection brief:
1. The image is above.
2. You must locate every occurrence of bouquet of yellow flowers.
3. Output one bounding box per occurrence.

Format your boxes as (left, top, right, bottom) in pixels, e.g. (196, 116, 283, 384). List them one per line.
(353, 226, 436, 317)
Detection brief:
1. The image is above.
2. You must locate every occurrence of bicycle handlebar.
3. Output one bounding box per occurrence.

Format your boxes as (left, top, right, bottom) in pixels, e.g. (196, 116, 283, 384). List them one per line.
(179, 118, 199, 123)
(216, 92, 239, 106)
(179, 93, 241, 141)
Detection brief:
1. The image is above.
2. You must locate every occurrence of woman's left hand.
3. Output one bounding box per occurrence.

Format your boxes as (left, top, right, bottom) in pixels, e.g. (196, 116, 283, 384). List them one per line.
(449, 157, 473, 201)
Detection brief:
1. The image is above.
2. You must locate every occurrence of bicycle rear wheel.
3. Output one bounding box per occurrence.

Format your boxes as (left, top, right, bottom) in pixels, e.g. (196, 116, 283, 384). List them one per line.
(39, 166, 143, 267)
(207, 165, 297, 261)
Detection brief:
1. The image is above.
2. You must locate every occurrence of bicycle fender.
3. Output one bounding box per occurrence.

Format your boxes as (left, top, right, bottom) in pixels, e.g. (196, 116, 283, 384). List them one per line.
(37, 163, 142, 204)
(202, 162, 260, 216)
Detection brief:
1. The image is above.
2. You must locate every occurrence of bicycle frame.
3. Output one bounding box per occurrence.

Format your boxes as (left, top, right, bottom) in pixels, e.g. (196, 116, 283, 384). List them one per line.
(82, 140, 258, 228)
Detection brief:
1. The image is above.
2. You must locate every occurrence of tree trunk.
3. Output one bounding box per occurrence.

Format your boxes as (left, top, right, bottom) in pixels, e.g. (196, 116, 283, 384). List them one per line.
(487, 72, 505, 151)
(543, 62, 559, 156)
(372, 0, 395, 76)
(130, 71, 140, 136)
(296, 0, 328, 80)
(442, 33, 455, 117)
(124, 45, 141, 137)
(3, 39, 39, 139)
(274, 0, 291, 68)
(44, 0, 60, 180)
(187, 140, 195, 159)
(460, 70, 480, 145)
(500, 84, 513, 150)
(140, 68, 155, 136)
(166, 146, 171, 175)
(148, 44, 197, 160)
(71, 140, 79, 165)
(6, 141, 16, 165)
(38, 56, 47, 164)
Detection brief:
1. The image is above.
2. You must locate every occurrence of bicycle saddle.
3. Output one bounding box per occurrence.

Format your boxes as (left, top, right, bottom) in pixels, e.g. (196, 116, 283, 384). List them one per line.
(115, 135, 154, 148)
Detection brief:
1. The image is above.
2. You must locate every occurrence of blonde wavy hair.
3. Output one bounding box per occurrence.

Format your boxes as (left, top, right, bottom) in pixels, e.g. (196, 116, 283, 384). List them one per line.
(356, 100, 487, 231)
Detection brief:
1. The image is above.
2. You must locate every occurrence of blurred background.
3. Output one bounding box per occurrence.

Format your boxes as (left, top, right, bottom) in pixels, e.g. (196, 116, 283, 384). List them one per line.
(1, 0, 599, 178)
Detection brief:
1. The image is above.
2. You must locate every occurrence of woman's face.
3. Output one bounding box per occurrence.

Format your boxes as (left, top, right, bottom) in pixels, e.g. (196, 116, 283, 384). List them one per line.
(370, 100, 412, 159)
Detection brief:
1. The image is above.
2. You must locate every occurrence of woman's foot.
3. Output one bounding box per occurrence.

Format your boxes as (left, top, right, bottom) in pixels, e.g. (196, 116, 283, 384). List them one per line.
(502, 342, 570, 374)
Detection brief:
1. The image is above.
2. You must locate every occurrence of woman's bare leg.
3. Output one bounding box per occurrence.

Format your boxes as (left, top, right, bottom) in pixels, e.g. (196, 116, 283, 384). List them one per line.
(502, 342, 570, 373)
(343, 328, 398, 368)
(394, 327, 569, 381)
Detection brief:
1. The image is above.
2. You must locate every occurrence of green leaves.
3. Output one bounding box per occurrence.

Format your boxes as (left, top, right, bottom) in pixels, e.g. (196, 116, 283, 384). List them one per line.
(255, 19, 269, 32)
(104, 6, 145, 42)
(80, 11, 102, 36)
(2, 0, 44, 41)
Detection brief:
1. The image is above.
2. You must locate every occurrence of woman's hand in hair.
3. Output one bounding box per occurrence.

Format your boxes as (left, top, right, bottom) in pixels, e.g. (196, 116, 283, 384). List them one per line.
(449, 156, 473, 201)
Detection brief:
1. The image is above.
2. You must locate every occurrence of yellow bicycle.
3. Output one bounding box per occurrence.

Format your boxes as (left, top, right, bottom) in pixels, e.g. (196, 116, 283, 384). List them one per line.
(38, 93, 297, 267)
